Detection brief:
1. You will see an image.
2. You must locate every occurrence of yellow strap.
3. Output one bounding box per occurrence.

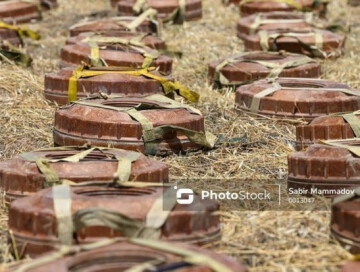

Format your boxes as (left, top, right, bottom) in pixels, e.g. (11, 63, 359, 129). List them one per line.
(67, 65, 199, 103)
(0, 21, 40, 41)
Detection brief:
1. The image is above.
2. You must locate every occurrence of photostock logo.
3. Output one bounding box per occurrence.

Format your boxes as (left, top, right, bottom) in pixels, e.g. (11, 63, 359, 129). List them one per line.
(175, 186, 194, 205)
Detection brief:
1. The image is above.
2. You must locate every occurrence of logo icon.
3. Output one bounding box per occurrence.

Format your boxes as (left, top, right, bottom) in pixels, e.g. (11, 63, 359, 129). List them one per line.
(175, 186, 194, 205)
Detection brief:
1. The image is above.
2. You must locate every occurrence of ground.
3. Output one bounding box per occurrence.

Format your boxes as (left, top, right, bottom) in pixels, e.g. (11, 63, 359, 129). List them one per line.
(0, 0, 359, 271)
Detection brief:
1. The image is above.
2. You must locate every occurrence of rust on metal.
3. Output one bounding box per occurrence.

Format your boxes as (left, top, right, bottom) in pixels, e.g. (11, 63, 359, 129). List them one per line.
(0, 1, 41, 24)
(243, 29, 345, 59)
(0, 147, 168, 202)
(235, 78, 360, 121)
(237, 11, 328, 39)
(69, 17, 160, 37)
(239, 0, 327, 17)
(288, 141, 360, 197)
(295, 114, 360, 151)
(65, 32, 166, 50)
(44, 67, 173, 105)
(331, 189, 360, 253)
(53, 96, 206, 156)
(6, 239, 246, 271)
(208, 51, 321, 88)
(8, 185, 221, 257)
(60, 38, 172, 74)
(115, 0, 202, 23)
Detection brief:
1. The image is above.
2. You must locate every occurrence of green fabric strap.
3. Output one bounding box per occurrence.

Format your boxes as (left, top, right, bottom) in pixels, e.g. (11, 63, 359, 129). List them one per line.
(126, 9, 158, 32)
(250, 13, 305, 35)
(53, 185, 74, 246)
(133, 0, 148, 14)
(72, 95, 215, 154)
(332, 186, 360, 206)
(74, 94, 201, 114)
(85, 36, 160, 68)
(259, 30, 325, 58)
(163, 0, 186, 24)
(132, 0, 186, 23)
(72, 187, 177, 240)
(13, 235, 231, 272)
(215, 53, 315, 86)
(214, 53, 248, 86)
(126, 108, 217, 154)
(250, 81, 360, 113)
(342, 113, 360, 138)
(320, 139, 360, 159)
(22, 146, 141, 187)
(36, 159, 60, 186)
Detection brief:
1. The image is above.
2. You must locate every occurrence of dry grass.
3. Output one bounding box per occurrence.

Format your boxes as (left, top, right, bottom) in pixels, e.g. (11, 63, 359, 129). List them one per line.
(0, 0, 359, 270)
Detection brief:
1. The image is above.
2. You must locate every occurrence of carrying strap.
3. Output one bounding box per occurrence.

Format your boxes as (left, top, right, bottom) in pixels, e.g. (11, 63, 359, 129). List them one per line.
(126, 9, 159, 33)
(69, 12, 160, 35)
(341, 111, 360, 138)
(249, 12, 349, 35)
(84, 35, 160, 69)
(53, 185, 74, 246)
(320, 139, 360, 160)
(67, 65, 199, 103)
(20, 146, 142, 187)
(13, 237, 231, 272)
(133, 0, 187, 24)
(133, 0, 149, 14)
(259, 30, 326, 58)
(249, 12, 343, 35)
(332, 185, 360, 206)
(162, 0, 186, 24)
(53, 184, 177, 245)
(214, 52, 315, 86)
(249, 81, 360, 113)
(72, 94, 217, 154)
(0, 21, 40, 41)
(249, 13, 305, 35)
